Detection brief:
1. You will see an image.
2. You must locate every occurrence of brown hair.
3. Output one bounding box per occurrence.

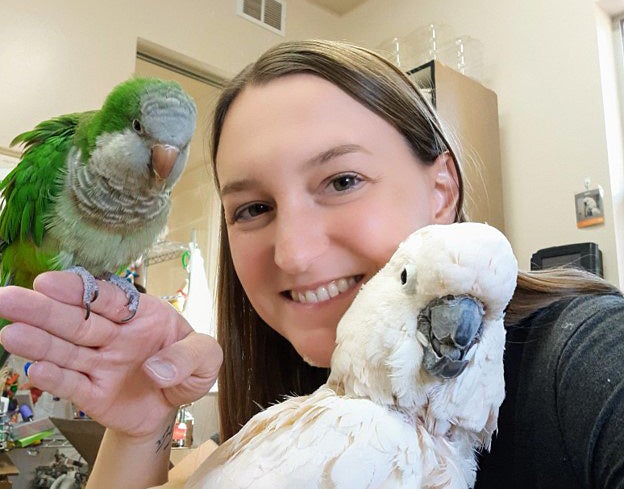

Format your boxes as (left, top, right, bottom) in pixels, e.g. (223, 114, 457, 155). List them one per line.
(210, 40, 621, 441)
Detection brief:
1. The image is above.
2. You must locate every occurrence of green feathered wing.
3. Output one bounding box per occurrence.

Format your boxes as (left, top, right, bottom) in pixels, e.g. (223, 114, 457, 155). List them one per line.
(0, 114, 85, 287)
(0, 113, 87, 364)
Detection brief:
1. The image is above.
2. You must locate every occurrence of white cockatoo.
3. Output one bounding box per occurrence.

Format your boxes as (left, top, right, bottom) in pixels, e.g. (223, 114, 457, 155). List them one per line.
(185, 222, 518, 489)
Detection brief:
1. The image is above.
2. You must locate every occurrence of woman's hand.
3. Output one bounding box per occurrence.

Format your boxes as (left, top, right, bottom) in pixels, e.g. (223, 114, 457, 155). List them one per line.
(0, 271, 223, 438)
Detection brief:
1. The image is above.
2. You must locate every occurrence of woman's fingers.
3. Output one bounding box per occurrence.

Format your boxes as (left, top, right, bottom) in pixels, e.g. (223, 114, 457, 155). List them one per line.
(34, 271, 144, 324)
(144, 332, 223, 406)
(25, 360, 95, 407)
(33, 272, 195, 340)
(0, 285, 119, 347)
(0, 323, 103, 373)
(0, 272, 224, 440)
(145, 331, 222, 387)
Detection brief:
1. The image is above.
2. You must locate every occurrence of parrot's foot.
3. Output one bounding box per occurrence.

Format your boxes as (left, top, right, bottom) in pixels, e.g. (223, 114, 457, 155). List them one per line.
(100, 272, 140, 323)
(68, 266, 99, 320)
(417, 295, 485, 379)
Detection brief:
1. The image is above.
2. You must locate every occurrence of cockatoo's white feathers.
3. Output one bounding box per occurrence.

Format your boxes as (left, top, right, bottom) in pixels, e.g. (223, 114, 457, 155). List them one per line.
(186, 223, 518, 489)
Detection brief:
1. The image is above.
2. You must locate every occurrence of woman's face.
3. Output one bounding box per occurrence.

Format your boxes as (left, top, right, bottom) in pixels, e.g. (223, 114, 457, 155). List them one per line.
(216, 74, 458, 367)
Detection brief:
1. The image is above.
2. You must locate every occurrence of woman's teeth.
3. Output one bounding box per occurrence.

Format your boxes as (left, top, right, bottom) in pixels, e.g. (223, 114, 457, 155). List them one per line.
(290, 277, 358, 304)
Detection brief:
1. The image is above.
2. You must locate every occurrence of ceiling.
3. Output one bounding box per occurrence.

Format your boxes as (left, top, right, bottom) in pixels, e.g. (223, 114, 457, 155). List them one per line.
(595, 0, 624, 15)
(306, 0, 369, 15)
(308, 0, 624, 18)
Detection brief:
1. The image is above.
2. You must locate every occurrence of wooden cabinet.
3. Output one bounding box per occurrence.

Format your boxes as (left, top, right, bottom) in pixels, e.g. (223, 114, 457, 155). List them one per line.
(409, 60, 505, 232)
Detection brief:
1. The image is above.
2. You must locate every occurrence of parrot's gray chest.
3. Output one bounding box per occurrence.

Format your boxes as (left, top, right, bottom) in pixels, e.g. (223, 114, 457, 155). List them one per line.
(46, 149, 172, 274)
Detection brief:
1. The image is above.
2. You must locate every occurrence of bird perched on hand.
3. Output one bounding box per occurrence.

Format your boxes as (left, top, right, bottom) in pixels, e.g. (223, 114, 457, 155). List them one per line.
(0, 77, 196, 361)
(184, 222, 518, 489)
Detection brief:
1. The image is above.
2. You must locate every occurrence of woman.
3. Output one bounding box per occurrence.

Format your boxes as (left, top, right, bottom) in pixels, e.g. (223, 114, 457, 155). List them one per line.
(0, 40, 622, 489)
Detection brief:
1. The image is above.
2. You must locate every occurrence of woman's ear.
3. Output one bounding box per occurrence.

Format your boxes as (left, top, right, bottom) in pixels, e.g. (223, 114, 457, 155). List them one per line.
(431, 152, 460, 224)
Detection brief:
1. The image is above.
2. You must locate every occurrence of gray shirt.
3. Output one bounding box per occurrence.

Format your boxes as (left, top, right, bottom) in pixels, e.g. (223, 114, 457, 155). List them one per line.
(476, 293, 624, 488)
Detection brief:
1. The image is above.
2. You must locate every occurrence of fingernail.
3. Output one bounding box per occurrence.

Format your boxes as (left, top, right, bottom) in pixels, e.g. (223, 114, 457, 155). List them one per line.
(145, 358, 175, 381)
(24, 362, 32, 377)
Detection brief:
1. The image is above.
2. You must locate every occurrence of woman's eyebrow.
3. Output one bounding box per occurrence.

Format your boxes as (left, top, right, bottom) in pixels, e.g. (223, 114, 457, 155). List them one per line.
(220, 178, 257, 197)
(304, 143, 368, 168)
(220, 144, 368, 197)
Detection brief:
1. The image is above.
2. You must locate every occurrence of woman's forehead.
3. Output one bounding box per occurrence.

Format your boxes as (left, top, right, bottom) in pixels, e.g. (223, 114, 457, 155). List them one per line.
(217, 75, 384, 151)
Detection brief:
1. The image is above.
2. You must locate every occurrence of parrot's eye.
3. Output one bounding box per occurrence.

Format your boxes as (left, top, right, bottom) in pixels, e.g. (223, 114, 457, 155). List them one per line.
(400, 268, 408, 285)
(132, 119, 143, 134)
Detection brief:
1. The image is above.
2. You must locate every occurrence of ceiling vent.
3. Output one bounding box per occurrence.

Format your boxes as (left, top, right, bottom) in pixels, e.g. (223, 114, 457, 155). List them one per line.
(238, 0, 286, 36)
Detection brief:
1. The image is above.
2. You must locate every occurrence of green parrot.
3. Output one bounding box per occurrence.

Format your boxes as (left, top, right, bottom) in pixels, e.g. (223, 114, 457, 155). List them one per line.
(0, 77, 197, 363)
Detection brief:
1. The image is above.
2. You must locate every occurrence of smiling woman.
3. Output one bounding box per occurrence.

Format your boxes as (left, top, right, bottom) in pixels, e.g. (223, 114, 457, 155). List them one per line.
(205, 42, 623, 489)
(216, 74, 459, 368)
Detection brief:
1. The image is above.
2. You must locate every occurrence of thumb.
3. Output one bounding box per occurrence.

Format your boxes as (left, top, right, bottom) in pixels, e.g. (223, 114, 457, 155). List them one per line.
(143, 332, 223, 406)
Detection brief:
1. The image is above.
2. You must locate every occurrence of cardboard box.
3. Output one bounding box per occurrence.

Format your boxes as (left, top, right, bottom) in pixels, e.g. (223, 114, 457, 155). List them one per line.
(50, 418, 105, 468)
(0, 452, 18, 477)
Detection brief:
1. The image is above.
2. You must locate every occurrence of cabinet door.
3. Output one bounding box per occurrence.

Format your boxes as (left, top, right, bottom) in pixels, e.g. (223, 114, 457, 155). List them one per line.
(410, 61, 505, 232)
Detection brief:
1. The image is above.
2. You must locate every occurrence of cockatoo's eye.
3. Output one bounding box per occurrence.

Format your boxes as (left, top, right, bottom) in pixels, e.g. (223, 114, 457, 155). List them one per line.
(400, 264, 417, 289)
(132, 119, 143, 134)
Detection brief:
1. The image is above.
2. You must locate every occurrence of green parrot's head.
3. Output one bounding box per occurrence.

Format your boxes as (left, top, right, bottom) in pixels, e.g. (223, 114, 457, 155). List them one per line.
(82, 77, 197, 190)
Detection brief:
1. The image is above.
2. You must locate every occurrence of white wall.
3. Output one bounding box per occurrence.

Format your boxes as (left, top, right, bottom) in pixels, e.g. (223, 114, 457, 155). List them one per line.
(337, 0, 623, 286)
(0, 0, 342, 146)
(595, 6, 624, 287)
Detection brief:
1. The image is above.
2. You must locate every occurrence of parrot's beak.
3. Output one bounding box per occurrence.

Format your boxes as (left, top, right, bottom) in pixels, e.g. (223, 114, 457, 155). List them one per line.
(418, 295, 485, 379)
(151, 144, 180, 182)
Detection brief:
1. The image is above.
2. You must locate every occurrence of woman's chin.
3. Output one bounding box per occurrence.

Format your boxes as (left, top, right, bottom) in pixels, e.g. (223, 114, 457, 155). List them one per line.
(294, 336, 335, 369)
(301, 353, 331, 368)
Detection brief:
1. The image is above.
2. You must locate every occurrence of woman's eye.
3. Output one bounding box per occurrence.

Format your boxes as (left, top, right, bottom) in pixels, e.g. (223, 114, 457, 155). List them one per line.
(233, 202, 272, 222)
(329, 173, 363, 193)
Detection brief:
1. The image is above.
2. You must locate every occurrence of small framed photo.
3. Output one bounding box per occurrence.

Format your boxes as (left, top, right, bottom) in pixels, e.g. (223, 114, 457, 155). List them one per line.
(575, 187, 604, 228)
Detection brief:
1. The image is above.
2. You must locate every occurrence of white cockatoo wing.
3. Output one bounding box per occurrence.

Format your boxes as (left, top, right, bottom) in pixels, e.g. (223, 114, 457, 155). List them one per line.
(184, 386, 424, 489)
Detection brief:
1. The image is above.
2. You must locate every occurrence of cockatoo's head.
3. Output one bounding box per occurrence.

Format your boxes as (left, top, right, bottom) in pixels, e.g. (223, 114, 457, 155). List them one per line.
(86, 77, 197, 191)
(328, 223, 517, 420)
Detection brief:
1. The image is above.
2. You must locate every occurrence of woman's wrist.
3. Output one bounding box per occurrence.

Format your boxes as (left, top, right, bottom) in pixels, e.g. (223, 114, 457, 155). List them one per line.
(106, 412, 176, 451)
(86, 410, 178, 489)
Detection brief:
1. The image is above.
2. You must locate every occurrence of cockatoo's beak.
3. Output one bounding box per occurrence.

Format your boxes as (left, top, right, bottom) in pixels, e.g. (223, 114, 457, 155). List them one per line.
(151, 144, 180, 181)
(418, 295, 485, 379)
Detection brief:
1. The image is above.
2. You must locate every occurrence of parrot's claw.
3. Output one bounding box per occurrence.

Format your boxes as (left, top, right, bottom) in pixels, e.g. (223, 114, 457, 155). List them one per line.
(68, 266, 99, 320)
(100, 272, 140, 322)
(418, 295, 485, 379)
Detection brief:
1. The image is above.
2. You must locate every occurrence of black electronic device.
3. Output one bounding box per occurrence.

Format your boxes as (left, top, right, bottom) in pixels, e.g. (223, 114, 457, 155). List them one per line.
(530, 242, 603, 277)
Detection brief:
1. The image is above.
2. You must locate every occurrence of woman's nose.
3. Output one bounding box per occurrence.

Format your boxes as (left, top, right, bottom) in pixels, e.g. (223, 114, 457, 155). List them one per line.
(273, 208, 329, 274)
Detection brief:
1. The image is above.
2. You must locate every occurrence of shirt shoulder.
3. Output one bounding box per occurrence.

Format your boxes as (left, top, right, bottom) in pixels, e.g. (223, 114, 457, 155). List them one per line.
(477, 293, 624, 489)
(548, 294, 624, 488)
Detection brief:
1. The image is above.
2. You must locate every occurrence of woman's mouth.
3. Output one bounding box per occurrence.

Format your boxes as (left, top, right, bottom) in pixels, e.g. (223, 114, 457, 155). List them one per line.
(287, 275, 363, 304)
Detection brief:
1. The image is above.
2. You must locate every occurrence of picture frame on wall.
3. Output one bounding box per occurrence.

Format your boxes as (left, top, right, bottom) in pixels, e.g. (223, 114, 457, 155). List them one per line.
(575, 187, 605, 228)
